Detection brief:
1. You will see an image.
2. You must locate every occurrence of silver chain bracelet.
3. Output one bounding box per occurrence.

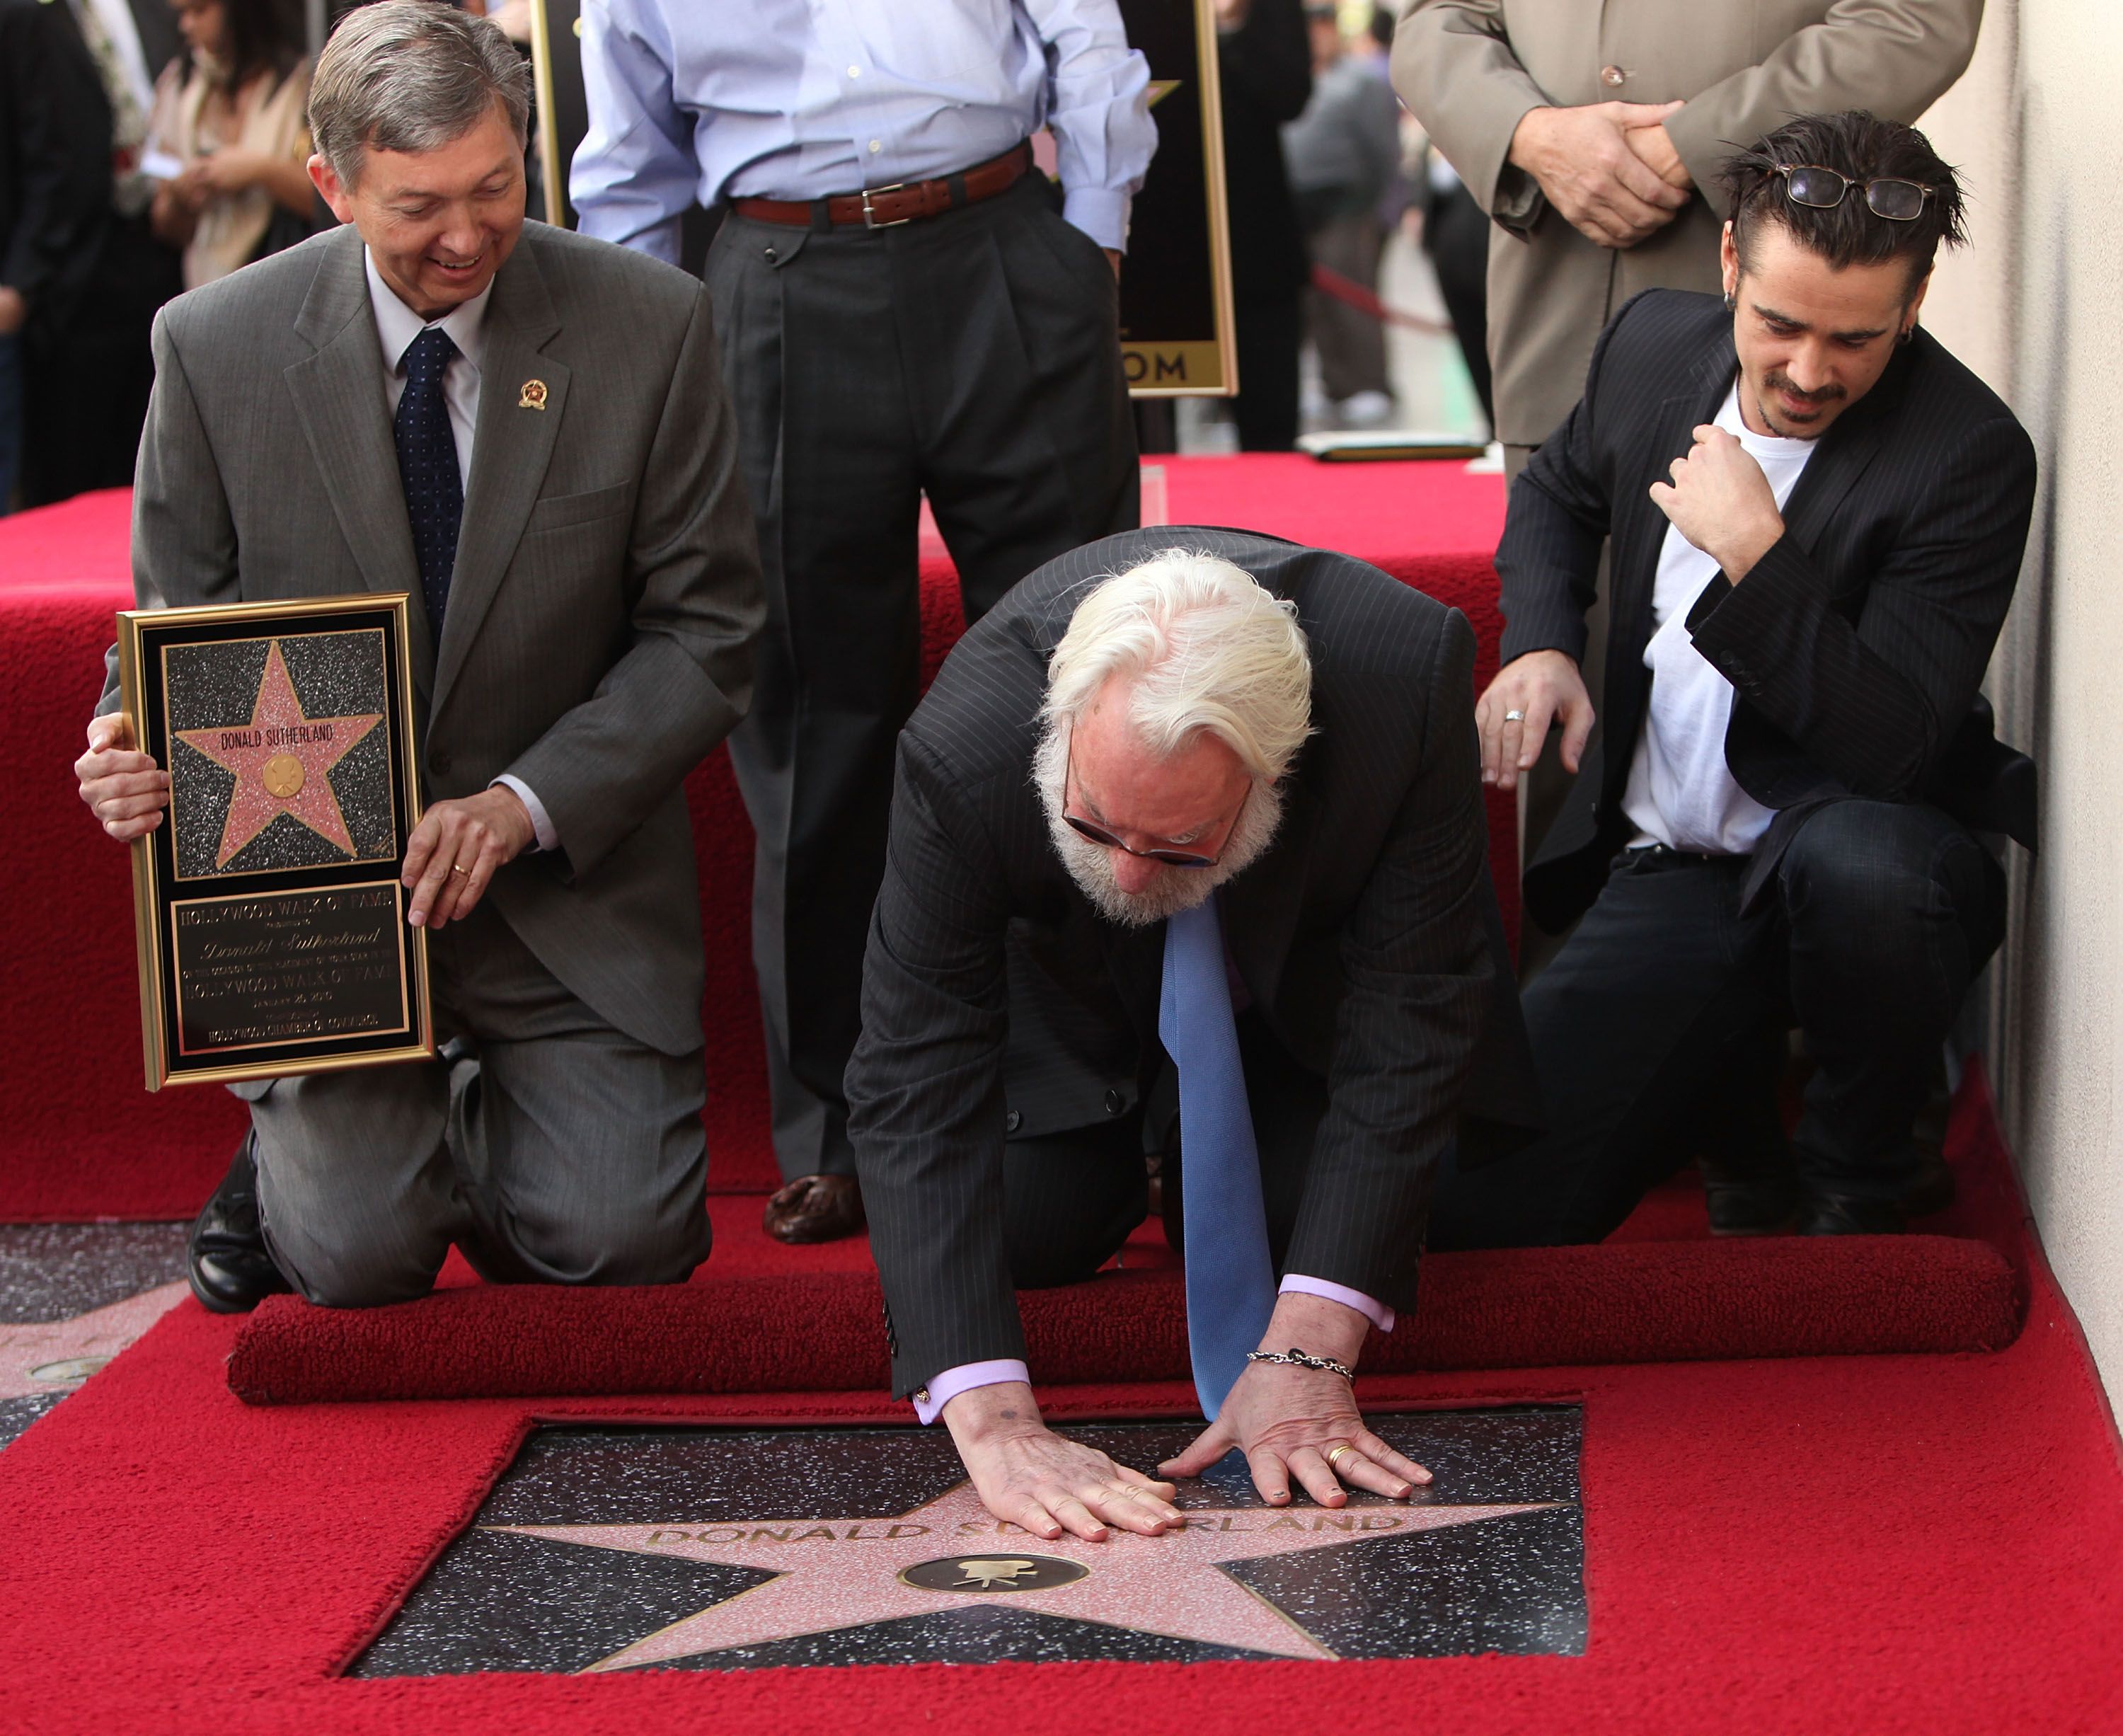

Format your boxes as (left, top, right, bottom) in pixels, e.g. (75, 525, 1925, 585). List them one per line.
(1244, 1346, 1354, 1381)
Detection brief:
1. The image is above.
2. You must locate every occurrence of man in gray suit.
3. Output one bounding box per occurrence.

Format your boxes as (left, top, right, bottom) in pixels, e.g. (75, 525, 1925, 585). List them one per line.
(72, 3, 762, 1309)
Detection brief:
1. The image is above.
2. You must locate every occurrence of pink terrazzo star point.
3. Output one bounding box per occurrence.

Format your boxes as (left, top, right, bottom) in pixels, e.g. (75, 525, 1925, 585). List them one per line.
(496, 1482, 1560, 1668)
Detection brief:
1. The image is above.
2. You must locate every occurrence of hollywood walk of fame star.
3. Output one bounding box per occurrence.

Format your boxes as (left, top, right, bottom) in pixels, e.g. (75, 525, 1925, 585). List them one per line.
(495, 1481, 1561, 1669)
(174, 640, 386, 869)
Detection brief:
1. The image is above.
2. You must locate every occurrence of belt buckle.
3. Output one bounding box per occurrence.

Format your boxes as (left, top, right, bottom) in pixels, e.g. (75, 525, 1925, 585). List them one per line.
(860, 183, 911, 229)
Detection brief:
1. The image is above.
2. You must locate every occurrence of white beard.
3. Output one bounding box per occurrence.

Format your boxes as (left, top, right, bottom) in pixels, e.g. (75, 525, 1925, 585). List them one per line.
(1031, 721, 1286, 928)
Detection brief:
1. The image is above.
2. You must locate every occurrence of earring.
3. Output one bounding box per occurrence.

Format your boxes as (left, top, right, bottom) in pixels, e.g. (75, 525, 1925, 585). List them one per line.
(1899, 325, 1916, 346)
(1723, 292, 1737, 311)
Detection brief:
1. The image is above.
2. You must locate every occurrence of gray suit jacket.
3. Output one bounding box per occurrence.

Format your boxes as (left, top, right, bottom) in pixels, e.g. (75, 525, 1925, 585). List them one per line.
(1391, 0, 1983, 447)
(846, 529, 1542, 1398)
(100, 222, 764, 1056)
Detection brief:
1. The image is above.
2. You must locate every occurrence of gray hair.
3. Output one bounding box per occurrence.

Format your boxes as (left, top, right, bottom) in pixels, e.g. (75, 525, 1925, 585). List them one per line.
(310, 1, 531, 188)
(1042, 549, 1313, 782)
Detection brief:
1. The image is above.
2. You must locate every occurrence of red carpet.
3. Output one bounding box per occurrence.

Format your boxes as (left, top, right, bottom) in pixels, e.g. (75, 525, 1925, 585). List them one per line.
(226, 1236, 2018, 1405)
(1, 1071, 2119, 1732)
(219, 1070, 2022, 1404)
(0, 460, 1512, 1219)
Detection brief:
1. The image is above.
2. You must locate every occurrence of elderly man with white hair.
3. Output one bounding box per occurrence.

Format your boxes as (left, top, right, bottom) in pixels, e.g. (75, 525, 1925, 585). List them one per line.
(847, 529, 1537, 1539)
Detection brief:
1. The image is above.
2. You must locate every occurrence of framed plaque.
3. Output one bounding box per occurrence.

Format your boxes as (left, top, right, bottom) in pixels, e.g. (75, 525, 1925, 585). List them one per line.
(527, 0, 1236, 396)
(1112, 0, 1238, 396)
(115, 594, 433, 1091)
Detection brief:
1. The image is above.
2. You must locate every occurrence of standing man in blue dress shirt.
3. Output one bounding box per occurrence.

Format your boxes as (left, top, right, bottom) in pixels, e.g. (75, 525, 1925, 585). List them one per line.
(573, 1, 1156, 1245)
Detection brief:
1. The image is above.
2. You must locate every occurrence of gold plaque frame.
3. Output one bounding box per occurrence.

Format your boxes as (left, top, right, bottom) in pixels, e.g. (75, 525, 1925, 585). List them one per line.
(529, 0, 573, 230)
(116, 594, 433, 1091)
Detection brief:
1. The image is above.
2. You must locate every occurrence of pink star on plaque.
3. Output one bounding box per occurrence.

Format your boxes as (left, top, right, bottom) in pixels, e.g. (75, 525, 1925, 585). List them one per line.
(174, 640, 385, 869)
(497, 1482, 1560, 1667)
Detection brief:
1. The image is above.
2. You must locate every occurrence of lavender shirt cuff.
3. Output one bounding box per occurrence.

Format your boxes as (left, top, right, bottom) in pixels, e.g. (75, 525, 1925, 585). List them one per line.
(1062, 186, 1131, 253)
(911, 1359, 1031, 1425)
(491, 774, 558, 853)
(1280, 1274, 1395, 1334)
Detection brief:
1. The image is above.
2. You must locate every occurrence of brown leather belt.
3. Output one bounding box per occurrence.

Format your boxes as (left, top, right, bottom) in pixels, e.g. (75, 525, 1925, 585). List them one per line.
(731, 141, 1033, 230)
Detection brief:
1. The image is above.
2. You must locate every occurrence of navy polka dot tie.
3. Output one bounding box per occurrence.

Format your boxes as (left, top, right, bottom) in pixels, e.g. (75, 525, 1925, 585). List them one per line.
(393, 326, 463, 641)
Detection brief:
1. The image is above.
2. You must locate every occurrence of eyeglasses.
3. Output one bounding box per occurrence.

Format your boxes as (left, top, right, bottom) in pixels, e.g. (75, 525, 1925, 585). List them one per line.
(1772, 162, 1934, 222)
(1062, 745, 1250, 870)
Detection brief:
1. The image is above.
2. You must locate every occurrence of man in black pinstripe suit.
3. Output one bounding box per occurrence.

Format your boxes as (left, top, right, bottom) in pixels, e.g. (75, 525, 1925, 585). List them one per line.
(846, 536, 1538, 1539)
(1432, 113, 2036, 1248)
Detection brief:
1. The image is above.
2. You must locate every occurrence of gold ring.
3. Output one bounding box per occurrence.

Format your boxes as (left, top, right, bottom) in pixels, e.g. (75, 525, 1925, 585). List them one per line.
(449, 864, 471, 876)
(1325, 1442, 1357, 1471)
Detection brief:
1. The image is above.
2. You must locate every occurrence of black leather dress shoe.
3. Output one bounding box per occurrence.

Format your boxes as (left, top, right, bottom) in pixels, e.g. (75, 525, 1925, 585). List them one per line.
(188, 1133, 293, 1313)
(1795, 1191, 1908, 1236)
(1703, 1168, 1801, 1236)
(1698, 1146, 1800, 1231)
(1708, 1144, 1953, 1235)
(762, 1173, 866, 1245)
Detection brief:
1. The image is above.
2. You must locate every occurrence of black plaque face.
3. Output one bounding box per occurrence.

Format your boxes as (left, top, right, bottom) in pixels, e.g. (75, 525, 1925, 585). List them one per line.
(118, 597, 430, 1088)
(1113, 0, 1237, 394)
(350, 1409, 1584, 1676)
(169, 884, 410, 1057)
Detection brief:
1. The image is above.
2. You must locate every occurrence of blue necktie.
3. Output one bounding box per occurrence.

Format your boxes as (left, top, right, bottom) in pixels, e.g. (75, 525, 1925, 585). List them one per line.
(1160, 895, 1276, 1420)
(393, 326, 463, 640)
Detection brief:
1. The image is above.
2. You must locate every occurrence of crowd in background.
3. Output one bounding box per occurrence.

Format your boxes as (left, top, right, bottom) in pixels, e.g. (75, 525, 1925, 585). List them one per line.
(0, 0, 552, 515)
(0, 0, 335, 513)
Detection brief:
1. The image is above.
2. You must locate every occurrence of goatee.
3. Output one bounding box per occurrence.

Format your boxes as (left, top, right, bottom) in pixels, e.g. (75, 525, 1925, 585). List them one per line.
(1031, 720, 1285, 928)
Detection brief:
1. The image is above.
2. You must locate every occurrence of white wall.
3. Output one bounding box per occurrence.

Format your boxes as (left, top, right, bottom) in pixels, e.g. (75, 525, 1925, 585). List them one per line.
(1917, 0, 2123, 1400)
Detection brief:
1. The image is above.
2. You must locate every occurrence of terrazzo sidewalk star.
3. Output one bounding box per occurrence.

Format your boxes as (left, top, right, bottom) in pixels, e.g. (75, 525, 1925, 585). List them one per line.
(174, 638, 385, 868)
(499, 1483, 1560, 1667)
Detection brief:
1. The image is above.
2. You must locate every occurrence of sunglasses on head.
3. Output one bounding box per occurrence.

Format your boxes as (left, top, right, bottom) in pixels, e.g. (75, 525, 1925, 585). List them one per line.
(1772, 162, 1934, 222)
(1062, 745, 1250, 870)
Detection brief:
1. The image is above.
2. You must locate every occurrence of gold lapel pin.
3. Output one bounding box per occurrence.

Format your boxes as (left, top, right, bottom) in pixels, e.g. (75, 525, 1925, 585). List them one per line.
(519, 379, 548, 410)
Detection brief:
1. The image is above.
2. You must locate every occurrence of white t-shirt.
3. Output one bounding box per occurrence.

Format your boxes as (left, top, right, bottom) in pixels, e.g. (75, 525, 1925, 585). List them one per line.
(1621, 381, 1817, 856)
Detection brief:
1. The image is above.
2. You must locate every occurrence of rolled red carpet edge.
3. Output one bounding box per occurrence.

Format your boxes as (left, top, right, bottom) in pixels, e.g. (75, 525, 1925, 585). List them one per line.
(226, 1234, 2020, 1406)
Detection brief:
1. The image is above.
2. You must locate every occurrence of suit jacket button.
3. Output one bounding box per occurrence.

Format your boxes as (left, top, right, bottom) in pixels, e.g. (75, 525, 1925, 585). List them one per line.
(1104, 1088, 1124, 1115)
(1005, 1109, 1022, 1133)
(1600, 64, 1626, 87)
(430, 748, 452, 776)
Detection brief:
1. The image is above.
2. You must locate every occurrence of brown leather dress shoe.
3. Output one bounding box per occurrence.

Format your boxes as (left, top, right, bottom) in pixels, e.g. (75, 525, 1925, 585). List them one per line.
(762, 1173, 866, 1244)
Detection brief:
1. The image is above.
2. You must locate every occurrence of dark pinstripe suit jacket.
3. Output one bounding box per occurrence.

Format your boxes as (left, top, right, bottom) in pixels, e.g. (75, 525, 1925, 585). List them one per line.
(846, 528, 1539, 1398)
(1499, 290, 2038, 933)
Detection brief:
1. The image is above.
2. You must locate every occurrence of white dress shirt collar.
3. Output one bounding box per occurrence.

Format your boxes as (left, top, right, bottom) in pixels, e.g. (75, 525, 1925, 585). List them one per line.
(364, 248, 493, 380)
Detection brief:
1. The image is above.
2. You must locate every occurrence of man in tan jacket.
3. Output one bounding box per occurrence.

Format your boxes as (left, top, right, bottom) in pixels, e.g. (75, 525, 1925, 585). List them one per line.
(1392, 0, 1984, 463)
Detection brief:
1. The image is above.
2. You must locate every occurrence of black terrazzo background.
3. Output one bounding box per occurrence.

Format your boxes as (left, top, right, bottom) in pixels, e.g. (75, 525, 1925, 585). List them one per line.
(0, 1222, 188, 1323)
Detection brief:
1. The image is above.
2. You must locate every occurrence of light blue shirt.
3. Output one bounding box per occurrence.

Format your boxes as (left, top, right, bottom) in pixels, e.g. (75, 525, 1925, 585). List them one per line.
(570, 0, 1156, 260)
